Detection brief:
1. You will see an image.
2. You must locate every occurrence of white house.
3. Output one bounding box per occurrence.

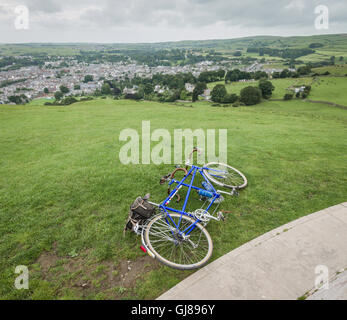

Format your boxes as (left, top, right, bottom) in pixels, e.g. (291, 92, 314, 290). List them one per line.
(294, 86, 306, 94)
(123, 86, 139, 95)
(200, 89, 211, 100)
(185, 83, 195, 93)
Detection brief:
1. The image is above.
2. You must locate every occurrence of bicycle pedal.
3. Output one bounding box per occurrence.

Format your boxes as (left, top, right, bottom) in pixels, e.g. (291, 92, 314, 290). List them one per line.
(217, 211, 225, 221)
(231, 189, 239, 197)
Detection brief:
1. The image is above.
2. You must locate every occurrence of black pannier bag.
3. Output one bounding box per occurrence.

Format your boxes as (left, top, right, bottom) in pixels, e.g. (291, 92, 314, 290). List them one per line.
(124, 194, 156, 234)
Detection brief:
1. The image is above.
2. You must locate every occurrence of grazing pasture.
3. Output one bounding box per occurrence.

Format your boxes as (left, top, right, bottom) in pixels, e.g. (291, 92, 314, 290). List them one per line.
(0, 98, 346, 299)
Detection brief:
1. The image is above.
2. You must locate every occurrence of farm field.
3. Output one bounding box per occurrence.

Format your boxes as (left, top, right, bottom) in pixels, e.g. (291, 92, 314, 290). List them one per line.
(312, 65, 347, 76)
(310, 77, 347, 105)
(0, 98, 346, 299)
(208, 77, 314, 99)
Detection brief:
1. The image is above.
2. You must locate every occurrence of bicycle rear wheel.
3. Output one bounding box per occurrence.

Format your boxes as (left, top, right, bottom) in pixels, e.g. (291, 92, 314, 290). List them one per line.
(203, 162, 247, 189)
(144, 213, 213, 270)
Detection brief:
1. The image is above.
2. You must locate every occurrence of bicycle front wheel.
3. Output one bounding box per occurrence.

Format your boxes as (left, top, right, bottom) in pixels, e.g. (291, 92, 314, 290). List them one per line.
(203, 162, 247, 189)
(144, 213, 213, 270)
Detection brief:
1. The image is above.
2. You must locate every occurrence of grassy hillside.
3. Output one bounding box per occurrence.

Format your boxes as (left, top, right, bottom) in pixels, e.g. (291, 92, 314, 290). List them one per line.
(1, 34, 347, 55)
(0, 98, 346, 299)
(310, 77, 347, 105)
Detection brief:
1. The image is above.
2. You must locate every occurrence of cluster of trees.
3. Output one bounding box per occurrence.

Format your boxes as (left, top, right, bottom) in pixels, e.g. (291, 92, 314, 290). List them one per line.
(0, 78, 27, 88)
(225, 69, 268, 82)
(272, 66, 311, 79)
(83, 75, 94, 83)
(197, 70, 225, 83)
(210, 79, 275, 106)
(7, 94, 29, 104)
(0, 56, 45, 71)
(247, 47, 315, 59)
(45, 96, 78, 106)
(309, 43, 324, 49)
(53, 85, 70, 100)
(211, 85, 238, 104)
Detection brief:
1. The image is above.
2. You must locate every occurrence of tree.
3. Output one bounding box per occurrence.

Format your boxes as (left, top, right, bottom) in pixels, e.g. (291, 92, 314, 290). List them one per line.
(284, 93, 294, 100)
(43, 87, 49, 94)
(330, 56, 336, 65)
(280, 69, 291, 78)
(59, 85, 69, 94)
(211, 84, 227, 103)
(74, 84, 81, 90)
(195, 82, 207, 94)
(258, 80, 275, 99)
(180, 89, 188, 101)
(222, 93, 238, 104)
(254, 71, 268, 80)
(144, 83, 154, 95)
(240, 86, 262, 106)
(83, 75, 94, 83)
(113, 87, 121, 96)
(297, 65, 311, 75)
(171, 89, 181, 102)
(192, 90, 199, 102)
(225, 69, 241, 82)
(101, 83, 111, 95)
(61, 96, 78, 105)
(192, 82, 207, 102)
(54, 91, 63, 100)
(272, 72, 281, 79)
(8, 95, 26, 104)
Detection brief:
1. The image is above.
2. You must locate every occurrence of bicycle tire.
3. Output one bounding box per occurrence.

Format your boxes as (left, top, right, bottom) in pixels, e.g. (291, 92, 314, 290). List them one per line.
(144, 213, 213, 270)
(203, 162, 247, 189)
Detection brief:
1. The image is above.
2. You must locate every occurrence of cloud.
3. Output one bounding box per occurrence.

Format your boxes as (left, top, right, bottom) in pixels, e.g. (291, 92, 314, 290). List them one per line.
(0, 0, 346, 43)
(285, 0, 306, 11)
(26, 0, 62, 13)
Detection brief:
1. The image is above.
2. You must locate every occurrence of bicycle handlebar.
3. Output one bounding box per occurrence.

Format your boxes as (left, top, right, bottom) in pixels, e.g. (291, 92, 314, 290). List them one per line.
(185, 147, 203, 169)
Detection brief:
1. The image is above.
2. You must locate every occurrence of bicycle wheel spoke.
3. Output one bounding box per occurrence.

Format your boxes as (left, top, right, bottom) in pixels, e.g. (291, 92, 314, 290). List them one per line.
(203, 162, 247, 189)
(146, 214, 212, 269)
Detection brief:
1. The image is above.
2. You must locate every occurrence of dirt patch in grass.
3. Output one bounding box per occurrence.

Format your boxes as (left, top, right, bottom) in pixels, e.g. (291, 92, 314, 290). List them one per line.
(36, 242, 60, 275)
(36, 247, 160, 299)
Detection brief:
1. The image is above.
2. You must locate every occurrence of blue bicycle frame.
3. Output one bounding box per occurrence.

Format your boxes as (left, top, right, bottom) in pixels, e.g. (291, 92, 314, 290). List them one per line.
(158, 165, 221, 237)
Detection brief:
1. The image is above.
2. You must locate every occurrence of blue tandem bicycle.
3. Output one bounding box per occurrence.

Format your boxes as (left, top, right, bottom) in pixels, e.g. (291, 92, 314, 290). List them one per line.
(137, 148, 247, 270)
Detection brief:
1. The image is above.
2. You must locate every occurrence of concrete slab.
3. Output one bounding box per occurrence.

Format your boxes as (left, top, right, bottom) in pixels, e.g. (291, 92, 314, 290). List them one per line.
(157, 203, 347, 300)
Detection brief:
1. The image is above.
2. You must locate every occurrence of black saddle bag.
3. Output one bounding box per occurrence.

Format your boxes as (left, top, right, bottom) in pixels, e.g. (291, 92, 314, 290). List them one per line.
(124, 194, 156, 232)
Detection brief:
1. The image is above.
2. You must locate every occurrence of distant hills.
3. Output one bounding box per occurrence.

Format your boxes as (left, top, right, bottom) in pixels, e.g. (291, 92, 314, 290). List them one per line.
(1, 33, 347, 56)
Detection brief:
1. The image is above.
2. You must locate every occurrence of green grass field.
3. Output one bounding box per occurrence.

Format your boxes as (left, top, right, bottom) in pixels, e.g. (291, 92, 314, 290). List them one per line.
(312, 65, 347, 76)
(311, 77, 347, 105)
(0, 98, 346, 299)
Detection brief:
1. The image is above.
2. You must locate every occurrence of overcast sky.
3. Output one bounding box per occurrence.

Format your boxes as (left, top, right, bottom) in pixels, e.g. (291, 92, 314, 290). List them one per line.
(0, 0, 346, 43)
